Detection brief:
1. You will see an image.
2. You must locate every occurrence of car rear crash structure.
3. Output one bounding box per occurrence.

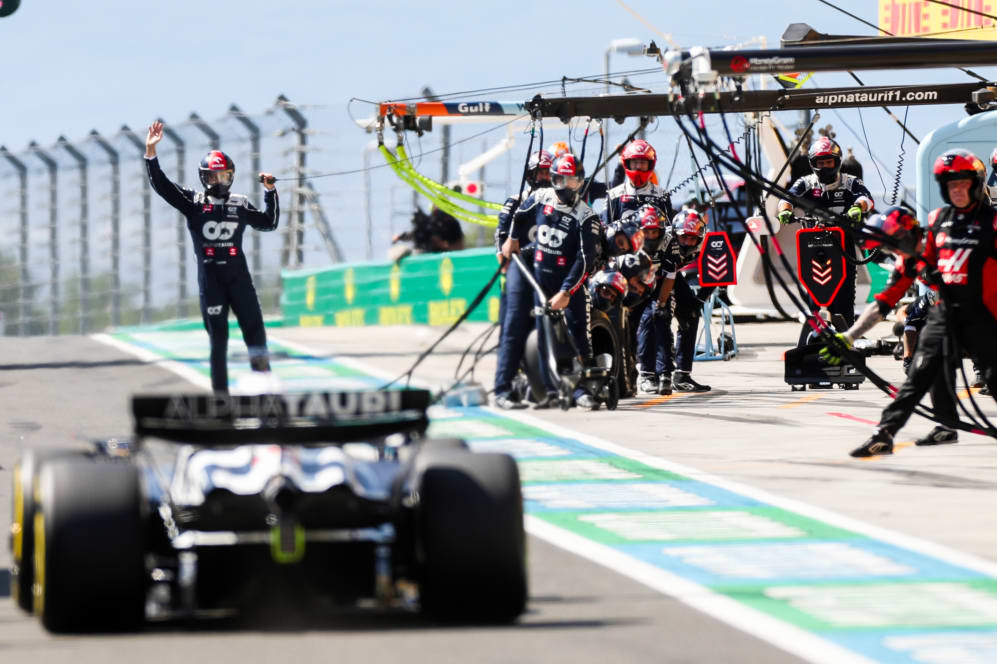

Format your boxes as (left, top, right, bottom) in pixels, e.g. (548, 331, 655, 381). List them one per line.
(9, 390, 527, 632)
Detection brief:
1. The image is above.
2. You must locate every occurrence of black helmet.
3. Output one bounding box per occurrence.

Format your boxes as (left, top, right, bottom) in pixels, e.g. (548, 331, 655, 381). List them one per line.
(862, 205, 922, 257)
(604, 216, 645, 257)
(613, 250, 652, 283)
(808, 136, 843, 185)
(199, 150, 235, 198)
(589, 270, 628, 311)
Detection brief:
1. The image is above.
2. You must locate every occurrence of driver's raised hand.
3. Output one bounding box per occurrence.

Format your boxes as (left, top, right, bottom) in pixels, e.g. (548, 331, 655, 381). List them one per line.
(145, 121, 164, 158)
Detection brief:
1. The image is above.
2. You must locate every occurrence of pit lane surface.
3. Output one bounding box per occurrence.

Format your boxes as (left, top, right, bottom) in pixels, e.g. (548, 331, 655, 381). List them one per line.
(3, 321, 997, 663)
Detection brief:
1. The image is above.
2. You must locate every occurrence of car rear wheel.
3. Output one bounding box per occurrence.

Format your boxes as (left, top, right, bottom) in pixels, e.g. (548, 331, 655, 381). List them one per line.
(414, 450, 527, 623)
(9, 448, 82, 613)
(34, 457, 146, 633)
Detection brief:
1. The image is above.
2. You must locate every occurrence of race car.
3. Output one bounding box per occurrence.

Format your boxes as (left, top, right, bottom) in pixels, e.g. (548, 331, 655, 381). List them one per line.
(9, 389, 527, 632)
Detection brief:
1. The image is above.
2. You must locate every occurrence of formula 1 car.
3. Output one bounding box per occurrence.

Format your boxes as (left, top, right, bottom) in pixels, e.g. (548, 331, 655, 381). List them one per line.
(9, 389, 527, 632)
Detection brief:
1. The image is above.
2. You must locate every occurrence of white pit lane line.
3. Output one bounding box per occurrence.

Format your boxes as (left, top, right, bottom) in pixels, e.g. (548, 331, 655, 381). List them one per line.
(96, 331, 997, 664)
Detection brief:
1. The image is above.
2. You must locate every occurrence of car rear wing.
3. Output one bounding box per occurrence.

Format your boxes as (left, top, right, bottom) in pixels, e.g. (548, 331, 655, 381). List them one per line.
(131, 390, 431, 446)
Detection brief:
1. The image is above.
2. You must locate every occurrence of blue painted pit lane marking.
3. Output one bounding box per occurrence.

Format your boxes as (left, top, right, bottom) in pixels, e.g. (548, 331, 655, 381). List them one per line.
(826, 630, 997, 664)
(96, 329, 997, 664)
(617, 539, 987, 586)
(522, 480, 765, 511)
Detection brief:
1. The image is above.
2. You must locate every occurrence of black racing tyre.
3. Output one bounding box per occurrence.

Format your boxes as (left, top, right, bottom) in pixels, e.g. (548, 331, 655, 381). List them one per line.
(522, 329, 548, 404)
(414, 450, 527, 623)
(606, 378, 619, 411)
(35, 457, 145, 633)
(590, 310, 622, 381)
(9, 448, 82, 614)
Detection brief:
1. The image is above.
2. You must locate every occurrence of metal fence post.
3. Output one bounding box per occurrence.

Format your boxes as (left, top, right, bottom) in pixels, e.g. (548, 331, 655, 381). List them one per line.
(159, 119, 188, 318)
(120, 126, 152, 324)
(57, 136, 90, 333)
(89, 130, 121, 327)
(1, 146, 29, 335)
(229, 104, 263, 280)
(28, 142, 58, 335)
(276, 95, 307, 269)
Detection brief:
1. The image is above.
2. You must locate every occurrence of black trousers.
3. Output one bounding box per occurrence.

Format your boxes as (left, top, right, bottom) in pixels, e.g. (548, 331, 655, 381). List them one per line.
(879, 306, 997, 435)
(198, 267, 268, 393)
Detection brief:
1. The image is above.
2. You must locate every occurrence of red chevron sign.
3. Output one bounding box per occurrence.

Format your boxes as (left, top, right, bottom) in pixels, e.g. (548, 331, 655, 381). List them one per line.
(811, 259, 833, 285)
(698, 231, 737, 287)
(796, 227, 846, 307)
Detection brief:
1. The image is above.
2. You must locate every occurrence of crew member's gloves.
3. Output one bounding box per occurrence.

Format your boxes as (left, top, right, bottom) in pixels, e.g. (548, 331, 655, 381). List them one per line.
(777, 209, 795, 225)
(847, 205, 864, 226)
(818, 332, 853, 366)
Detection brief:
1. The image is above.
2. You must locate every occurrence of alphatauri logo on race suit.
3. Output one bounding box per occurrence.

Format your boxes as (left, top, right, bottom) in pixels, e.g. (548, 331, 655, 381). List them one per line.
(202, 221, 238, 241)
(796, 227, 846, 307)
(698, 231, 737, 287)
(537, 226, 568, 248)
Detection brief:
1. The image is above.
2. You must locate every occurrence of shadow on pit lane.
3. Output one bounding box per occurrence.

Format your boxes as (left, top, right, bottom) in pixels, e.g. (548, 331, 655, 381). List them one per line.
(0, 569, 9, 598)
(0, 349, 473, 372)
(141, 607, 633, 634)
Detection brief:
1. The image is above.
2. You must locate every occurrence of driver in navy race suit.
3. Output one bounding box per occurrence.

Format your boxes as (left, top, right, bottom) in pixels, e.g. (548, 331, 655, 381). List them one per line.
(603, 139, 675, 227)
(145, 121, 279, 394)
(511, 153, 600, 410)
(777, 136, 873, 338)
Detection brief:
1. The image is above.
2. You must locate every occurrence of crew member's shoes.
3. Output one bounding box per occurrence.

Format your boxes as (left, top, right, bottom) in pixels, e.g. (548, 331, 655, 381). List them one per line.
(850, 428, 894, 457)
(638, 374, 659, 395)
(657, 372, 673, 396)
(494, 393, 528, 410)
(982, 384, 991, 396)
(672, 371, 711, 392)
(902, 356, 913, 376)
(575, 393, 598, 411)
(915, 425, 958, 446)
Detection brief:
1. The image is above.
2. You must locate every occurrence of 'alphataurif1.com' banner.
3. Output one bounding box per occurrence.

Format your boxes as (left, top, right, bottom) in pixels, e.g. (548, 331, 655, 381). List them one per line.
(281, 248, 503, 328)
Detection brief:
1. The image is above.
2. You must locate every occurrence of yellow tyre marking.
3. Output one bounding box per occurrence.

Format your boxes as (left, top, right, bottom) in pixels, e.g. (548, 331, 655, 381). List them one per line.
(778, 393, 825, 409)
(11, 464, 23, 604)
(32, 510, 45, 616)
(633, 393, 693, 409)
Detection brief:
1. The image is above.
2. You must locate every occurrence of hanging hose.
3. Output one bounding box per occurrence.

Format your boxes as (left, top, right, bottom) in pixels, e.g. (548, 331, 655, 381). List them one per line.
(889, 106, 911, 206)
(393, 143, 505, 211)
(380, 143, 498, 227)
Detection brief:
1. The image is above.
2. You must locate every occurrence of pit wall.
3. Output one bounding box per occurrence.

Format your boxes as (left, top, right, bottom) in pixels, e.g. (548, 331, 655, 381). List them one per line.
(280, 248, 503, 328)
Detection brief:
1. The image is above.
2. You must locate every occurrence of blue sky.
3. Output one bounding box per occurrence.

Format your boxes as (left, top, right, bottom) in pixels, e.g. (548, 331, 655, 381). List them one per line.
(2, 0, 995, 264)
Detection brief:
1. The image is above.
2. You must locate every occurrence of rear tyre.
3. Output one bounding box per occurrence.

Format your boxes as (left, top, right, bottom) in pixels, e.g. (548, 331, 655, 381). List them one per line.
(35, 457, 145, 633)
(9, 448, 81, 613)
(414, 450, 527, 623)
(606, 378, 619, 411)
(522, 330, 548, 405)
